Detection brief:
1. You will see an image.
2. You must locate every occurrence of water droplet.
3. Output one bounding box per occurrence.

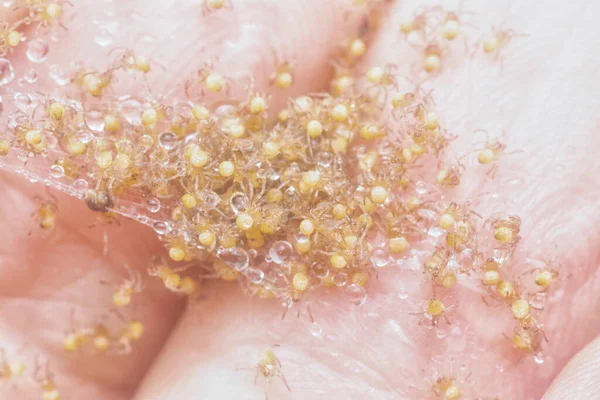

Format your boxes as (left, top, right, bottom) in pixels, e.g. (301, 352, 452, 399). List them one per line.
(14, 93, 31, 110)
(427, 226, 444, 238)
(534, 353, 545, 364)
(0, 58, 14, 87)
(23, 68, 37, 84)
(48, 64, 69, 85)
(415, 181, 427, 194)
(26, 38, 49, 63)
(530, 292, 546, 310)
(371, 249, 389, 268)
(312, 262, 328, 278)
(217, 247, 249, 271)
(49, 165, 64, 179)
(317, 151, 332, 167)
(269, 241, 293, 264)
(85, 110, 105, 132)
(146, 198, 161, 213)
(76, 130, 94, 144)
(119, 98, 142, 125)
(139, 134, 154, 150)
(345, 283, 367, 305)
(436, 328, 447, 339)
(17, 151, 28, 162)
(229, 192, 249, 213)
(398, 288, 409, 299)
(94, 28, 113, 46)
(309, 322, 322, 337)
(158, 132, 177, 150)
(72, 179, 89, 196)
(202, 190, 221, 208)
(332, 272, 348, 287)
(152, 221, 170, 235)
(245, 268, 264, 284)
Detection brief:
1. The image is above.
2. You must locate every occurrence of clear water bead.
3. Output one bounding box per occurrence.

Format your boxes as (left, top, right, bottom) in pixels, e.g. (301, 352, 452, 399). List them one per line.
(26, 38, 49, 63)
(24, 68, 38, 84)
(371, 249, 389, 268)
(72, 179, 89, 196)
(398, 288, 409, 300)
(345, 284, 367, 305)
(229, 192, 249, 213)
(415, 181, 428, 194)
(152, 221, 170, 235)
(146, 198, 161, 213)
(48, 64, 69, 86)
(309, 322, 323, 337)
(217, 247, 250, 271)
(49, 165, 64, 179)
(94, 28, 113, 46)
(269, 241, 293, 264)
(158, 132, 177, 150)
(245, 268, 264, 284)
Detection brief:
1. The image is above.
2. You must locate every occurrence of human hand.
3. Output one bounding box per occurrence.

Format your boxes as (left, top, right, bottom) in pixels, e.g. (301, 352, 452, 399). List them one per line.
(0, 1, 599, 399)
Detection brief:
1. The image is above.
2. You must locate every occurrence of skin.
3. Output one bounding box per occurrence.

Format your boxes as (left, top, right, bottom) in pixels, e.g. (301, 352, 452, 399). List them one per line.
(0, 0, 599, 398)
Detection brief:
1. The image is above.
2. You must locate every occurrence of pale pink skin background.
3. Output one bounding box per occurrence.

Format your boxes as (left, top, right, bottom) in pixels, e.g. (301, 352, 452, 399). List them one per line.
(1, 0, 600, 399)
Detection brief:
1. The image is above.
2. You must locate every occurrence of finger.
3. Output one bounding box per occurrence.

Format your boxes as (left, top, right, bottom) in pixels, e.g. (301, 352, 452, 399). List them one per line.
(359, 0, 600, 397)
(542, 335, 600, 400)
(0, 170, 183, 400)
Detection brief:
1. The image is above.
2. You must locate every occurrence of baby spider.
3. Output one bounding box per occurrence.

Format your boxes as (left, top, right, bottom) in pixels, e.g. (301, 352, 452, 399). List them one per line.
(32, 194, 58, 231)
(116, 320, 145, 354)
(72, 68, 116, 97)
(488, 215, 521, 248)
(399, 6, 434, 38)
(241, 87, 271, 117)
(33, 356, 61, 400)
(435, 2, 476, 41)
(0, 21, 24, 56)
(411, 296, 454, 327)
(29, 1, 68, 29)
(0, 349, 26, 380)
(63, 325, 94, 353)
(509, 318, 548, 360)
(84, 187, 113, 213)
(480, 26, 527, 66)
(103, 265, 143, 307)
(201, 0, 233, 15)
(365, 64, 398, 102)
(147, 263, 197, 296)
(433, 376, 463, 400)
(185, 61, 231, 97)
(423, 43, 443, 73)
(109, 48, 152, 74)
(435, 163, 463, 189)
(522, 261, 560, 292)
(417, 356, 472, 400)
(270, 61, 296, 90)
(255, 345, 291, 398)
